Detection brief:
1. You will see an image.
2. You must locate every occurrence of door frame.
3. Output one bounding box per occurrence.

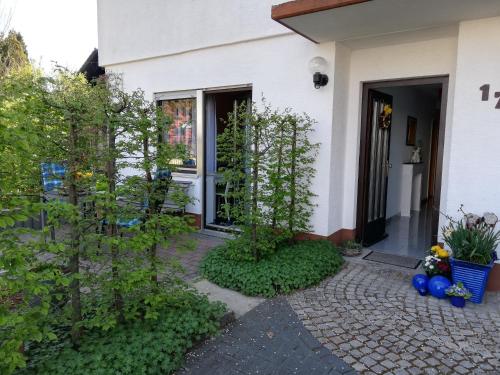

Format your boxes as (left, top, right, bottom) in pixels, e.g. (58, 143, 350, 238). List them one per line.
(356, 75, 449, 246)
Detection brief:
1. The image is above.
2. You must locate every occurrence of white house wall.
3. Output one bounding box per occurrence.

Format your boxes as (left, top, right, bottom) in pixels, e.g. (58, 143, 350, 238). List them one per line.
(446, 17, 500, 259)
(328, 42, 351, 235)
(99, 0, 500, 248)
(103, 33, 337, 235)
(97, 0, 288, 66)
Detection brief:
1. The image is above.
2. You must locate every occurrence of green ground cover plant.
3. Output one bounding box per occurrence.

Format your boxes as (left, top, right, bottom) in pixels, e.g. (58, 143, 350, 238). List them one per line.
(201, 240, 344, 297)
(16, 290, 225, 375)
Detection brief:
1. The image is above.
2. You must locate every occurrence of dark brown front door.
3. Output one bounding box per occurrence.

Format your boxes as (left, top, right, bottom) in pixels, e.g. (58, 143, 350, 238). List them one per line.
(359, 89, 393, 246)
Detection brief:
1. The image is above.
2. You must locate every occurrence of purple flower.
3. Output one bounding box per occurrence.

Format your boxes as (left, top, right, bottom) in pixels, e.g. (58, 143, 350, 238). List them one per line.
(465, 213, 481, 229)
(483, 212, 498, 227)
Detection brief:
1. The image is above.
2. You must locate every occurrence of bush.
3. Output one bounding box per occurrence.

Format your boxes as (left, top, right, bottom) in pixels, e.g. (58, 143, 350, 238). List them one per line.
(16, 292, 225, 375)
(200, 240, 344, 297)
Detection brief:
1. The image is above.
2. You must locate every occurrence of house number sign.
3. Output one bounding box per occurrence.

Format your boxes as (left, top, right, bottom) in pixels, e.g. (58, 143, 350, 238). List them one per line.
(479, 84, 500, 109)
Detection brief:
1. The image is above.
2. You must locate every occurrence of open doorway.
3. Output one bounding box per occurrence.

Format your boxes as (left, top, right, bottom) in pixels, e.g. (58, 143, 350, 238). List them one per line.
(203, 89, 252, 231)
(356, 77, 448, 259)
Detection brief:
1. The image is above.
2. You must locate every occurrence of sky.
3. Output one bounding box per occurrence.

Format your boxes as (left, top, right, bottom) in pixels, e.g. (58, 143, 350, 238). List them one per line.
(1, 0, 98, 72)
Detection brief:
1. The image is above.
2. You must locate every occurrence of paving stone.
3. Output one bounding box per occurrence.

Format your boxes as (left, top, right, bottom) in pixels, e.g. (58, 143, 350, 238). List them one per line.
(360, 356, 377, 367)
(380, 359, 395, 369)
(454, 365, 469, 374)
(370, 364, 387, 374)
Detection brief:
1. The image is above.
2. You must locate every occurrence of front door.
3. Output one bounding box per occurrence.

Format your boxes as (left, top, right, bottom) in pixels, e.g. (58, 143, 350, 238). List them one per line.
(359, 89, 393, 246)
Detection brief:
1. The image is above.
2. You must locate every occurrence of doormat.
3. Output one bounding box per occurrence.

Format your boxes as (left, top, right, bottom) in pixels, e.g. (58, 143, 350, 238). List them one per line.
(363, 251, 421, 269)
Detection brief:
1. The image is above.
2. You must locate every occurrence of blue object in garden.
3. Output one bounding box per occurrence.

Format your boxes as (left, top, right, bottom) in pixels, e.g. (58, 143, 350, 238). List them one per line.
(450, 296, 466, 308)
(154, 168, 172, 180)
(412, 274, 429, 296)
(450, 256, 495, 304)
(41, 162, 66, 192)
(428, 276, 451, 299)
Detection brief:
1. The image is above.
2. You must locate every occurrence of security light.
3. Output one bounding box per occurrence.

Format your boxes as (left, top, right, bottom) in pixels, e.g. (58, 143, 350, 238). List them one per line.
(308, 56, 329, 89)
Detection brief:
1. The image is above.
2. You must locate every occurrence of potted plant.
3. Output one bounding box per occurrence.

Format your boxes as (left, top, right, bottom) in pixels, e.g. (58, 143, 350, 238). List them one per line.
(445, 282, 472, 308)
(422, 245, 451, 278)
(340, 240, 362, 257)
(442, 207, 500, 304)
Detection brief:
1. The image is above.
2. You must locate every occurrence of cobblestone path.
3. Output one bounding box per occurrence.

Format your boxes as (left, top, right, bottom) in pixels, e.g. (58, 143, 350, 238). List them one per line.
(288, 262, 500, 375)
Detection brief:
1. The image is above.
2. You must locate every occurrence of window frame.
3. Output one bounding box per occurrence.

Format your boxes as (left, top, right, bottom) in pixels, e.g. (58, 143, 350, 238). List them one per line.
(155, 90, 203, 176)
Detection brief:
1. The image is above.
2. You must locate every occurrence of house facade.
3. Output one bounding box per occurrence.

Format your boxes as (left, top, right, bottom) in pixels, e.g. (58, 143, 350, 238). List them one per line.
(97, 0, 500, 265)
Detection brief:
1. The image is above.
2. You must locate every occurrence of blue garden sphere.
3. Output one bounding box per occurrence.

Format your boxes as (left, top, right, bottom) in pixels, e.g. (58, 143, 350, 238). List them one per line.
(412, 274, 429, 296)
(428, 276, 451, 299)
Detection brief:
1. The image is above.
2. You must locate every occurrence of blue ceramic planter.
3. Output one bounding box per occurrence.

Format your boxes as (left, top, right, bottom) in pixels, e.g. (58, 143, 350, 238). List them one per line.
(450, 257, 495, 304)
(450, 296, 466, 308)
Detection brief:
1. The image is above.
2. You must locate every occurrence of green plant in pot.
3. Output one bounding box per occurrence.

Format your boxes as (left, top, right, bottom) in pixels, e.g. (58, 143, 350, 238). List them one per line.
(340, 240, 362, 257)
(442, 206, 500, 304)
(445, 282, 472, 308)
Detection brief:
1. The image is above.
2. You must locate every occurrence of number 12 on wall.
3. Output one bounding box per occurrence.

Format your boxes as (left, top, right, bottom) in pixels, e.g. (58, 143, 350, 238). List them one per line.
(479, 84, 500, 109)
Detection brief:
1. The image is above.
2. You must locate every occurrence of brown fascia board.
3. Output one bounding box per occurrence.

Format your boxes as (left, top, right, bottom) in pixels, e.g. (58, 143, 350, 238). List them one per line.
(271, 0, 372, 20)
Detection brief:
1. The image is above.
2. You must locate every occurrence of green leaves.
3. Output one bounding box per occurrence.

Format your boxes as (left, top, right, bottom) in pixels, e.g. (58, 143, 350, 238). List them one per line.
(216, 99, 319, 261)
(17, 291, 225, 375)
(201, 240, 344, 298)
(1, 67, 206, 375)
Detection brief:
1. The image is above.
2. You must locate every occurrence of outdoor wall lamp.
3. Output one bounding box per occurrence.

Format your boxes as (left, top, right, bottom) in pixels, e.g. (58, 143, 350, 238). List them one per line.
(309, 56, 329, 89)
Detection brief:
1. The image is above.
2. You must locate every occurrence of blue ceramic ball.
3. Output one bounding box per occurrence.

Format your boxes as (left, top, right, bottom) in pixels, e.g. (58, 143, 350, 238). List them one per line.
(412, 274, 429, 296)
(428, 276, 451, 299)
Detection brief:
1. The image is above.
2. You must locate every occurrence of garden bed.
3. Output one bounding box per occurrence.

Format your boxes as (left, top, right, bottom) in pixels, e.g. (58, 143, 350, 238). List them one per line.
(15, 292, 225, 375)
(200, 240, 344, 298)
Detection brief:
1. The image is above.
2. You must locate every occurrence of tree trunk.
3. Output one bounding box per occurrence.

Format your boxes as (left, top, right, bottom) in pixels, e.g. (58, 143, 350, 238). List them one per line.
(106, 120, 124, 322)
(68, 120, 82, 346)
(251, 126, 259, 261)
(143, 134, 158, 284)
(271, 123, 284, 229)
(288, 121, 297, 234)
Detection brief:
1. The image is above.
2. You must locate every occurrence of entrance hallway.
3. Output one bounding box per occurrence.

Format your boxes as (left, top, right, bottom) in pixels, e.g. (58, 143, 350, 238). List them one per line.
(368, 202, 433, 259)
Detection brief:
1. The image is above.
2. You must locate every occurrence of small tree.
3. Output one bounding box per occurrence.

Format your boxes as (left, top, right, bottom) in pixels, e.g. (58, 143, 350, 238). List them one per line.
(0, 68, 71, 371)
(217, 100, 319, 261)
(0, 30, 29, 77)
(1, 67, 200, 374)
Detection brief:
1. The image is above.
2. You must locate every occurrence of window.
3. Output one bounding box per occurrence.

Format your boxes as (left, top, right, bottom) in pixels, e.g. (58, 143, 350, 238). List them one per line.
(160, 97, 197, 172)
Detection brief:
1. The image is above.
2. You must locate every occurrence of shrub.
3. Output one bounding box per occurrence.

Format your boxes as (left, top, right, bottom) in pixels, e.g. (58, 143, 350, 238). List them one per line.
(217, 100, 320, 261)
(200, 240, 344, 297)
(16, 291, 225, 375)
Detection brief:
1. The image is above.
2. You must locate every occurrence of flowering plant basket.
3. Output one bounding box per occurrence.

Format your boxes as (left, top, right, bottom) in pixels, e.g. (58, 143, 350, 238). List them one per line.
(422, 245, 451, 278)
(446, 282, 472, 308)
(442, 207, 500, 303)
(445, 282, 472, 299)
(340, 240, 362, 257)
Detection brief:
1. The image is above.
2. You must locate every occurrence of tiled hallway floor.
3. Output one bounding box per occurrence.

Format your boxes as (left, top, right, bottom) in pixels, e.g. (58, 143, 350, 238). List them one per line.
(368, 204, 433, 259)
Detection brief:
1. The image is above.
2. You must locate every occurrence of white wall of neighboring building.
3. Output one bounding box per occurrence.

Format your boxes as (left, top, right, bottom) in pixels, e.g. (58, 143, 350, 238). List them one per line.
(341, 34, 458, 232)
(446, 17, 500, 259)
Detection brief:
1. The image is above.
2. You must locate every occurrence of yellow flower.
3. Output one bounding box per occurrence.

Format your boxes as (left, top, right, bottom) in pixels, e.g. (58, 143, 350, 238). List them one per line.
(383, 105, 392, 115)
(431, 245, 449, 258)
(431, 245, 442, 253)
(437, 248, 449, 258)
(76, 171, 93, 179)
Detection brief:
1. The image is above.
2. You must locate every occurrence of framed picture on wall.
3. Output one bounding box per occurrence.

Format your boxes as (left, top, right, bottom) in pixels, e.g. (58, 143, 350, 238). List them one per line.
(406, 116, 417, 146)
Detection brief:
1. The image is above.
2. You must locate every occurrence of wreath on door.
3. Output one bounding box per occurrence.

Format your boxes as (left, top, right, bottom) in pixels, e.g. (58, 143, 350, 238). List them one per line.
(378, 104, 393, 129)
